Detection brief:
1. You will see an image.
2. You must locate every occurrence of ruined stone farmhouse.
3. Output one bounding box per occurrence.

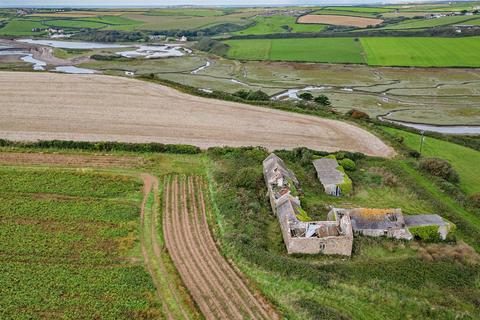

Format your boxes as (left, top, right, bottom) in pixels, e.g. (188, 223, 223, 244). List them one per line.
(263, 153, 353, 256)
(331, 208, 413, 240)
(263, 153, 455, 256)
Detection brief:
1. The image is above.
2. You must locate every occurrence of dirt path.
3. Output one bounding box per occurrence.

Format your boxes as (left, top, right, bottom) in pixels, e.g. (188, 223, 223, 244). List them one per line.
(0, 72, 394, 157)
(163, 175, 280, 320)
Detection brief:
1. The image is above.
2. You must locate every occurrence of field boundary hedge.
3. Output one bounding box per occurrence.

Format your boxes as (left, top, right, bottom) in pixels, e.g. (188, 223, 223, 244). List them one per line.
(0, 139, 201, 154)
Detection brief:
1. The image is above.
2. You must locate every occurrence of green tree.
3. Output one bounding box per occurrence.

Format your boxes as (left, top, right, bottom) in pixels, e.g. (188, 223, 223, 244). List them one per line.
(298, 92, 313, 101)
(314, 94, 331, 106)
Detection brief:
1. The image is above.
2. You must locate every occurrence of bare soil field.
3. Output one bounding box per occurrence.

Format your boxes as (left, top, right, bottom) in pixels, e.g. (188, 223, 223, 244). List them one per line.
(298, 14, 383, 27)
(0, 152, 144, 167)
(163, 175, 279, 320)
(0, 72, 393, 157)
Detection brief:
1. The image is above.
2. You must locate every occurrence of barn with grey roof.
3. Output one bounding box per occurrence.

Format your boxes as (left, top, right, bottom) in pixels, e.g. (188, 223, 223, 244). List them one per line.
(313, 158, 350, 196)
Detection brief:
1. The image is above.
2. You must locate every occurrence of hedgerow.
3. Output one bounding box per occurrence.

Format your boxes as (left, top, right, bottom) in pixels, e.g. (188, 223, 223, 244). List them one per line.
(0, 139, 201, 154)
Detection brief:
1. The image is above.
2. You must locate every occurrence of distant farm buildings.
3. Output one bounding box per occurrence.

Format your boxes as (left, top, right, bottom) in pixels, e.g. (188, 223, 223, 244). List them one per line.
(263, 153, 455, 256)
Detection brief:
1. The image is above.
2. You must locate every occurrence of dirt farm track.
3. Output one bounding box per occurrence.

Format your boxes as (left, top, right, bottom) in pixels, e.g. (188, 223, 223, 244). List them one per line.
(0, 72, 393, 157)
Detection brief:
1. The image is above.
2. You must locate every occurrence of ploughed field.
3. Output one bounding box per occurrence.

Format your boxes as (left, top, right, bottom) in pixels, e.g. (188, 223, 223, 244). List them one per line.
(0, 72, 393, 157)
(163, 175, 279, 319)
(297, 14, 383, 27)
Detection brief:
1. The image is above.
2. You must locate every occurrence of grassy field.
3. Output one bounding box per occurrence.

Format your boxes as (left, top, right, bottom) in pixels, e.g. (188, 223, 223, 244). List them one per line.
(0, 19, 46, 36)
(382, 127, 480, 195)
(310, 9, 379, 18)
(0, 15, 144, 35)
(0, 167, 162, 318)
(124, 10, 259, 31)
(224, 36, 480, 67)
(320, 6, 394, 14)
(225, 38, 364, 63)
(382, 15, 479, 30)
(361, 37, 480, 67)
(208, 147, 480, 320)
(233, 15, 326, 35)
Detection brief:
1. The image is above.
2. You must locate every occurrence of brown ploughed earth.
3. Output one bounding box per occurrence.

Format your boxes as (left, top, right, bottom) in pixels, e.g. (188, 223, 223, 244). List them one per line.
(298, 14, 384, 27)
(0, 152, 144, 167)
(163, 176, 280, 320)
(0, 72, 394, 157)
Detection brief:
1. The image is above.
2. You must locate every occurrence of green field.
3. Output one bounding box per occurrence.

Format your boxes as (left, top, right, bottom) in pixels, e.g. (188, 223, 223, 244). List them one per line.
(225, 37, 480, 67)
(382, 15, 479, 30)
(321, 6, 394, 14)
(146, 8, 227, 17)
(0, 15, 145, 35)
(225, 38, 364, 63)
(0, 167, 162, 318)
(382, 127, 480, 195)
(468, 18, 480, 25)
(361, 37, 480, 67)
(0, 19, 46, 36)
(234, 15, 326, 35)
(310, 9, 379, 18)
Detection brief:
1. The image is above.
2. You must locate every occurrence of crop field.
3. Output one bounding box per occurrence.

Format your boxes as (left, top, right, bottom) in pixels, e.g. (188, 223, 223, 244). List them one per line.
(361, 37, 480, 67)
(298, 14, 383, 27)
(233, 16, 326, 35)
(382, 127, 480, 195)
(0, 166, 163, 318)
(163, 175, 279, 319)
(0, 133, 479, 319)
(0, 72, 393, 157)
(225, 36, 480, 67)
(225, 38, 364, 63)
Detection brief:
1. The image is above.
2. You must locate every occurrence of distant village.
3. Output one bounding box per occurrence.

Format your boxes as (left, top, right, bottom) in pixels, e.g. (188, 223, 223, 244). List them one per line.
(263, 153, 455, 256)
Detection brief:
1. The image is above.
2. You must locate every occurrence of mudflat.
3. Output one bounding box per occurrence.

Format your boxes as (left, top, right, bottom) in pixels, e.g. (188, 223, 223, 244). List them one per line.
(0, 72, 394, 157)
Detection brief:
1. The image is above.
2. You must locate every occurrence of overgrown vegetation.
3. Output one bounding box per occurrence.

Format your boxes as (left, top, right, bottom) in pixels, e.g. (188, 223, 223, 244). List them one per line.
(420, 157, 460, 183)
(194, 37, 229, 56)
(206, 146, 480, 319)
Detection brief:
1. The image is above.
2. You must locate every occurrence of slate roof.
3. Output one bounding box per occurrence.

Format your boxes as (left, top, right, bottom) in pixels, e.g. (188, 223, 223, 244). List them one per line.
(263, 153, 298, 185)
(313, 158, 344, 186)
(348, 208, 405, 230)
(404, 214, 449, 227)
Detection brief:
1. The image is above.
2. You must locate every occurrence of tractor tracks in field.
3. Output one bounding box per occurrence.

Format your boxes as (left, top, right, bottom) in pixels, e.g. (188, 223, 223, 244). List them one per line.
(140, 174, 197, 320)
(163, 175, 280, 320)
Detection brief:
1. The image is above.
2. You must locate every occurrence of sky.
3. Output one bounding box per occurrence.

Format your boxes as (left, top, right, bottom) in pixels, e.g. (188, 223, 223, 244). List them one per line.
(0, 0, 445, 8)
